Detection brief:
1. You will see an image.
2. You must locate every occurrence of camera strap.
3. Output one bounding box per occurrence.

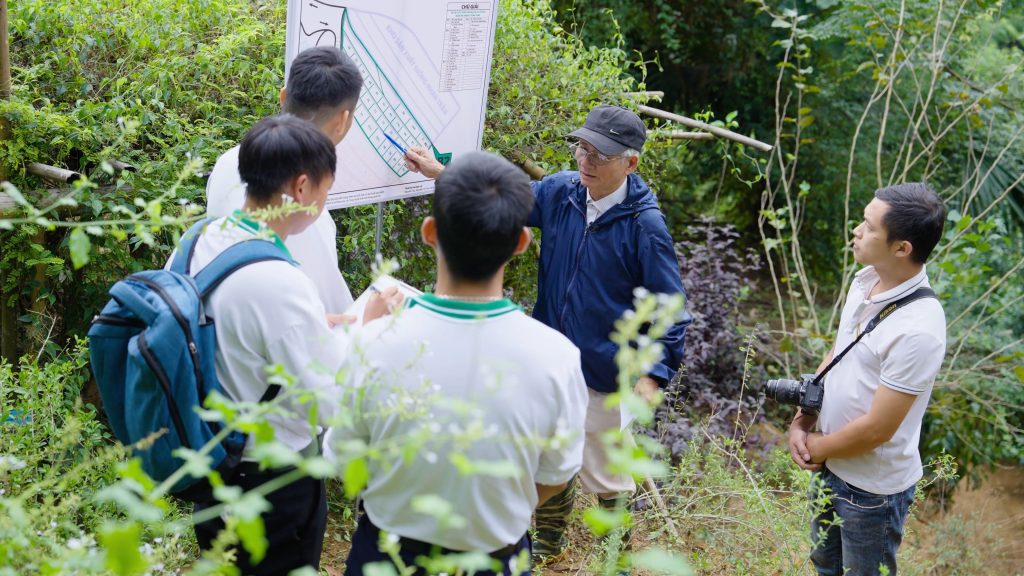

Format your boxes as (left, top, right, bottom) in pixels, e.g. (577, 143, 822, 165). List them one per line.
(811, 287, 937, 387)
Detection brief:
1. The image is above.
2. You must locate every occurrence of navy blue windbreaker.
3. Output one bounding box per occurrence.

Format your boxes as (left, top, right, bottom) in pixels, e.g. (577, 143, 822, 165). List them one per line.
(527, 171, 692, 394)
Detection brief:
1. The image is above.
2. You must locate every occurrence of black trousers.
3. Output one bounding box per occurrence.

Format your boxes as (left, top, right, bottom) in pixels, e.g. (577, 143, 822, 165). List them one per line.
(193, 466, 327, 576)
(344, 511, 531, 576)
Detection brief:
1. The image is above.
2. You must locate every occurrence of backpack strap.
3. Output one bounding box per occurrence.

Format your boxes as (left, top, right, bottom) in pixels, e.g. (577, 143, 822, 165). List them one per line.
(169, 218, 216, 275)
(192, 239, 295, 298)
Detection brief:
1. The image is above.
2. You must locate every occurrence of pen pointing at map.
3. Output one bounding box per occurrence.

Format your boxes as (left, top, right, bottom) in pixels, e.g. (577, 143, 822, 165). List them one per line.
(383, 132, 407, 155)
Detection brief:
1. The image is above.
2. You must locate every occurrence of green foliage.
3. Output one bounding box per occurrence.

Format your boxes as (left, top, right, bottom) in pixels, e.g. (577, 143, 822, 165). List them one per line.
(1, 0, 1022, 573)
(1, 0, 285, 354)
(744, 0, 1024, 484)
(0, 341, 196, 573)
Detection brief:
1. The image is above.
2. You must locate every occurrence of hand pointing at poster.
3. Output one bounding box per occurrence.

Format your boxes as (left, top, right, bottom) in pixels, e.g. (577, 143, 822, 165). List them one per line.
(405, 147, 445, 179)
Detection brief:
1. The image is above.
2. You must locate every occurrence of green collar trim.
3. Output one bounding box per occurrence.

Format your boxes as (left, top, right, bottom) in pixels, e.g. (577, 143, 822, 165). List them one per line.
(410, 293, 520, 319)
(228, 210, 292, 259)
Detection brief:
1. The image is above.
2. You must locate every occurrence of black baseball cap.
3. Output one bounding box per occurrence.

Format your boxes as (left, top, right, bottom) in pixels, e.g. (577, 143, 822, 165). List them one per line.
(568, 105, 647, 156)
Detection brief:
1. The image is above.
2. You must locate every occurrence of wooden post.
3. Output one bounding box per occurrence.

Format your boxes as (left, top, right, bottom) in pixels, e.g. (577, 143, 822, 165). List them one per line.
(0, 0, 17, 363)
(0, 0, 9, 101)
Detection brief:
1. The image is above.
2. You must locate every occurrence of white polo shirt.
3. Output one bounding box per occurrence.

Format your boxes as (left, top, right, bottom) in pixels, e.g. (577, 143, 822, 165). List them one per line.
(327, 294, 588, 552)
(172, 214, 350, 457)
(205, 145, 354, 313)
(819, 266, 946, 495)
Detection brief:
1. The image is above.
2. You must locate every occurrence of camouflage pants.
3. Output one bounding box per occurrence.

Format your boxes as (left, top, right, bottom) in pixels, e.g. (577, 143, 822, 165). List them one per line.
(532, 476, 633, 563)
(532, 475, 579, 559)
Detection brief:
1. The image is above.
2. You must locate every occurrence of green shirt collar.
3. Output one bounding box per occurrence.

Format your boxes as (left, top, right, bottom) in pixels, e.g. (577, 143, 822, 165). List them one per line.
(410, 293, 520, 319)
(228, 209, 293, 259)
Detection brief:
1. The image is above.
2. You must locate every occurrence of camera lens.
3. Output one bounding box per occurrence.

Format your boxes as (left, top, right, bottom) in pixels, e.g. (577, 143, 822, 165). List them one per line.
(765, 378, 804, 406)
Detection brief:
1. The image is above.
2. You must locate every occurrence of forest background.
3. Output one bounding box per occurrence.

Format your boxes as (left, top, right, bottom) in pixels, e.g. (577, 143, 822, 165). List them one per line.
(0, 0, 1022, 574)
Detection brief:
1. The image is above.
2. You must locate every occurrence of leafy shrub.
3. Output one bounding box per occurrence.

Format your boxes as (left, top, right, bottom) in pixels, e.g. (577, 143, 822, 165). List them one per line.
(651, 220, 766, 458)
(0, 340, 196, 573)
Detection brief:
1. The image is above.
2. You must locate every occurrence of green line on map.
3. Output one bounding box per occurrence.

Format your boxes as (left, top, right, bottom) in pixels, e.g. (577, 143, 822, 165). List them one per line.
(341, 8, 453, 177)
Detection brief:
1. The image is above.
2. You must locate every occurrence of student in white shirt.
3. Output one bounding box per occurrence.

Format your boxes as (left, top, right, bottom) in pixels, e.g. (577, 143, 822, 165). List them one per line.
(330, 151, 589, 576)
(206, 46, 362, 313)
(788, 183, 947, 576)
(186, 115, 397, 575)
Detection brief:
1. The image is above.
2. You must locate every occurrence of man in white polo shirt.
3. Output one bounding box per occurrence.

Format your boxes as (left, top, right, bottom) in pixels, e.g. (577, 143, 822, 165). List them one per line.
(330, 151, 588, 575)
(788, 183, 947, 575)
(206, 46, 362, 313)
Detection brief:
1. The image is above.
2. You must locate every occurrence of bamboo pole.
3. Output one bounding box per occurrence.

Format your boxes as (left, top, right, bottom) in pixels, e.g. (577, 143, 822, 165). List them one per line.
(109, 159, 137, 173)
(652, 130, 715, 141)
(27, 162, 82, 183)
(516, 157, 546, 181)
(642, 476, 681, 540)
(623, 90, 665, 102)
(637, 104, 774, 152)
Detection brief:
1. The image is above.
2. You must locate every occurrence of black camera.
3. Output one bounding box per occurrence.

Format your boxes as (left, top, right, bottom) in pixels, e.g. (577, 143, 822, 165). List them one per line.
(764, 373, 823, 414)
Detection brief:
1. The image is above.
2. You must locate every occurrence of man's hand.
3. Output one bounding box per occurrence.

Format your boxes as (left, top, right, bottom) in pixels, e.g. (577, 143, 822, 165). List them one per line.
(363, 286, 404, 324)
(788, 412, 821, 471)
(805, 432, 827, 465)
(634, 376, 660, 405)
(326, 313, 357, 328)
(404, 146, 445, 179)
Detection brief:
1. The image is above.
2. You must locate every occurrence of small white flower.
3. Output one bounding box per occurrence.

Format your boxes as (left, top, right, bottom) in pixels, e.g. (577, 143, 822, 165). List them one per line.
(50, 521, 57, 528)
(67, 538, 84, 550)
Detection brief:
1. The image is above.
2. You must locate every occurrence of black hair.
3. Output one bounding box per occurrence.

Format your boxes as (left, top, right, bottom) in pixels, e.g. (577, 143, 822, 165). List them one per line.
(874, 182, 947, 264)
(284, 46, 363, 118)
(238, 114, 337, 203)
(433, 151, 534, 282)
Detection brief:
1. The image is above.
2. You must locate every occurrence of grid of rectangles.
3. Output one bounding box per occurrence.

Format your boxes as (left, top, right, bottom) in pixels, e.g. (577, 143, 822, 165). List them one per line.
(342, 9, 433, 177)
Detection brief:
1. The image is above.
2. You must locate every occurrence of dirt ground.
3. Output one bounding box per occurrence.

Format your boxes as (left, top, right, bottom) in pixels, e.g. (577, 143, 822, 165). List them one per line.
(905, 466, 1024, 575)
(319, 467, 1024, 575)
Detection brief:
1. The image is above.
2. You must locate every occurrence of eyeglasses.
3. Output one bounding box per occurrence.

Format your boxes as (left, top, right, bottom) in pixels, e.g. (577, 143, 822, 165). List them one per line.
(567, 140, 623, 166)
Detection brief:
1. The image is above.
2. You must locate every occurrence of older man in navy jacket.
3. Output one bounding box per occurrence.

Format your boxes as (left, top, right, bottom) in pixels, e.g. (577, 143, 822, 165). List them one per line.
(406, 105, 691, 569)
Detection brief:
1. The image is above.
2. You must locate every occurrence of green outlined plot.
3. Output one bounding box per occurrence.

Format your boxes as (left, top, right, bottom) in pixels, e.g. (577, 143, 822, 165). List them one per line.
(341, 8, 451, 177)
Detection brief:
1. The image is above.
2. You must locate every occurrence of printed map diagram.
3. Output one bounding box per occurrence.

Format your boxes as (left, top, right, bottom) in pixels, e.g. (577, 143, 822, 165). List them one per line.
(286, 1, 497, 210)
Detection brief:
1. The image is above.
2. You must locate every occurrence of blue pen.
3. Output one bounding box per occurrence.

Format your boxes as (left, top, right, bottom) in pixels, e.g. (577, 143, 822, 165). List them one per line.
(382, 132, 407, 154)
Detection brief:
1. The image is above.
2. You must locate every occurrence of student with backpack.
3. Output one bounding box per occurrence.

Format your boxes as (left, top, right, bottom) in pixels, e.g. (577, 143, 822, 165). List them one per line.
(189, 115, 405, 573)
(91, 114, 398, 574)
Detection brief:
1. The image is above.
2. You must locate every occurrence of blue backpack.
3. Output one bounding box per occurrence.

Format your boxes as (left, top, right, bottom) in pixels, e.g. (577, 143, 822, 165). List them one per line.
(87, 218, 294, 500)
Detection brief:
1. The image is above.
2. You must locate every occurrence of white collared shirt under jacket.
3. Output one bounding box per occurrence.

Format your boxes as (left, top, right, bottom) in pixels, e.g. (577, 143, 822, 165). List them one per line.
(585, 179, 629, 224)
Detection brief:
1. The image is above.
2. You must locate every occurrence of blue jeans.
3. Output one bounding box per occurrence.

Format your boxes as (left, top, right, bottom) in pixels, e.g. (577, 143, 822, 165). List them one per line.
(810, 467, 915, 576)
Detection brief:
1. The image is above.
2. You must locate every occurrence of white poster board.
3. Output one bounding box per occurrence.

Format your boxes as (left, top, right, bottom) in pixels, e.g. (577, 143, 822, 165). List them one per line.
(286, 1, 498, 210)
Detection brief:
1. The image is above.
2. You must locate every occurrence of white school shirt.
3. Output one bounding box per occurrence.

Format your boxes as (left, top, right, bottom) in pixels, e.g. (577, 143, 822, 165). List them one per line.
(326, 294, 588, 552)
(819, 266, 946, 495)
(585, 178, 628, 224)
(171, 215, 350, 457)
(205, 145, 354, 313)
